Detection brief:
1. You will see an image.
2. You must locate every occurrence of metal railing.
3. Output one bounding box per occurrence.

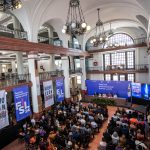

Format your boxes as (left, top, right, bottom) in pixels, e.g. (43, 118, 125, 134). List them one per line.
(38, 36, 63, 46)
(86, 37, 147, 51)
(0, 73, 31, 88)
(87, 64, 148, 72)
(69, 68, 82, 74)
(0, 25, 28, 40)
(68, 42, 82, 50)
(39, 70, 64, 81)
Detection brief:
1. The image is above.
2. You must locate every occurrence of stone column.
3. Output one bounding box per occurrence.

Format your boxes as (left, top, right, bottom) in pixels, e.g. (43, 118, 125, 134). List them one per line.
(148, 54, 150, 83)
(47, 26, 54, 44)
(49, 55, 56, 71)
(11, 60, 16, 73)
(80, 57, 86, 90)
(61, 56, 70, 99)
(69, 56, 75, 70)
(16, 52, 24, 74)
(0, 64, 2, 74)
(13, 16, 21, 39)
(28, 54, 42, 114)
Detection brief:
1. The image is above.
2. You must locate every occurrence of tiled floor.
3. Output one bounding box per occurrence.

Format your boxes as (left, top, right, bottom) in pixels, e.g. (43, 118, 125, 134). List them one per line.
(88, 106, 117, 150)
(3, 106, 117, 150)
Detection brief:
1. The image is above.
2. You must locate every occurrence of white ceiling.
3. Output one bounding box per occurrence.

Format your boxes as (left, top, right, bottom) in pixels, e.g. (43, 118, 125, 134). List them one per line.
(9, 0, 149, 44)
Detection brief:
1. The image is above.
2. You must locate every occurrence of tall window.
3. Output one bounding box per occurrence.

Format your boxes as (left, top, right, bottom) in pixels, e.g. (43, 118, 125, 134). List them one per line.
(104, 74, 135, 82)
(103, 51, 135, 70)
(77, 76, 81, 84)
(104, 54, 110, 68)
(128, 74, 135, 82)
(111, 52, 126, 66)
(55, 60, 62, 69)
(104, 33, 134, 48)
(105, 74, 111, 81)
(127, 51, 134, 68)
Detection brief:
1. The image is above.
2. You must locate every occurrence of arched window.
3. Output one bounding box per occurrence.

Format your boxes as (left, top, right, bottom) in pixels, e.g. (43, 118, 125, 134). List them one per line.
(104, 33, 134, 48)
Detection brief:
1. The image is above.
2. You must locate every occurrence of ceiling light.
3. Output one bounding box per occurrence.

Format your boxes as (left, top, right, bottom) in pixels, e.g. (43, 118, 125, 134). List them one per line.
(62, 0, 90, 36)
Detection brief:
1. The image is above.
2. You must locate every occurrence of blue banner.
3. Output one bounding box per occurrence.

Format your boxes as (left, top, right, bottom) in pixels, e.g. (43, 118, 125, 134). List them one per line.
(131, 83, 141, 98)
(56, 79, 65, 102)
(86, 80, 131, 98)
(13, 86, 31, 121)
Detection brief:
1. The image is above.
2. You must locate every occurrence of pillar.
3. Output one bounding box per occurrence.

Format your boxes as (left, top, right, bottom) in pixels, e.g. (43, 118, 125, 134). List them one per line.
(11, 60, 16, 73)
(80, 57, 86, 90)
(148, 54, 150, 83)
(69, 56, 75, 70)
(0, 64, 2, 74)
(28, 54, 42, 114)
(49, 55, 56, 71)
(13, 16, 21, 38)
(61, 56, 70, 99)
(16, 52, 24, 74)
(47, 26, 54, 44)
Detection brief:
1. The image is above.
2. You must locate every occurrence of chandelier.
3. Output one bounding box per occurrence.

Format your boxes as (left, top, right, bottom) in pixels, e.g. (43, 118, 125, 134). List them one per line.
(62, 0, 91, 36)
(90, 8, 109, 47)
(0, 0, 22, 11)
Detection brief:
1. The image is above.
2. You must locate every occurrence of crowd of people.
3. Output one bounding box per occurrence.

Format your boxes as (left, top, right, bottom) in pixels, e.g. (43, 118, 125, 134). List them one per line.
(99, 108, 149, 150)
(18, 100, 108, 150)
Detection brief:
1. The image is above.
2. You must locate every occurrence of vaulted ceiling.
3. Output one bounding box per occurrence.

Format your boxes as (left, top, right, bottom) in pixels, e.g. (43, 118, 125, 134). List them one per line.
(2, 0, 150, 46)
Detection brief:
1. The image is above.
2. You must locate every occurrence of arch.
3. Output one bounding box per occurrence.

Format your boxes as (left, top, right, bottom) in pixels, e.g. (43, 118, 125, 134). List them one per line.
(136, 15, 148, 29)
(103, 33, 134, 48)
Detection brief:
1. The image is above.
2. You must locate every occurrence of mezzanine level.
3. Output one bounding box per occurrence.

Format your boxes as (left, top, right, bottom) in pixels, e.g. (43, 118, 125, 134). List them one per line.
(87, 64, 148, 74)
(87, 37, 147, 53)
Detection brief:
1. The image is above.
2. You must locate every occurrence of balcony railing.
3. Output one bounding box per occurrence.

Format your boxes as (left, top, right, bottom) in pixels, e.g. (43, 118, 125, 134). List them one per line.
(86, 37, 147, 51)
(69, 68, 82, 74)
(68, 42, 82, 50)
(38, 36, 63, 46)
(0, 25, 28, 40)
(0, 73, 31, 88)
(39, 70, 64, 81)
(87, 64, 148, 72)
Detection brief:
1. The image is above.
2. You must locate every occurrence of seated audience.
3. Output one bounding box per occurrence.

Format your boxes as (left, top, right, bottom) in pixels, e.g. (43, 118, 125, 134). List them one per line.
(19, 100, 108, 150)
(100, 108, 148, 150)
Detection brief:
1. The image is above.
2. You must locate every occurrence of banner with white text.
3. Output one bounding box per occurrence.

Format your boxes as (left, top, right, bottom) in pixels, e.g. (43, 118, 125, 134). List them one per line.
(43, 80, 54, 108)
(13, 86, 31, 122)
(0, 90, 9, 129)
(56, 78, 65, 102)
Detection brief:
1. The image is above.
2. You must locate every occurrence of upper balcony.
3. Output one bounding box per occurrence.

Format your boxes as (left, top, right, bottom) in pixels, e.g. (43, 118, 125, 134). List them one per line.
(39, 70, 64, 82)
(0, 73, 31, 90)
(0, 25, 28, 40)
(86, 37, 147, 53)
(68, 41, 82, 50)
(38, 36, 63, 47)
(87, 64, 148, 74)
(69, 68, 82, 75)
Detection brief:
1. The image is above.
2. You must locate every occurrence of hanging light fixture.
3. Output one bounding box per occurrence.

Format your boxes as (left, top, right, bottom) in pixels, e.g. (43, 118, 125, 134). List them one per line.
(62, 0, 91, 36)
(0, 0, 22, 11)
(108, 22, 113, 36)
(90, 8, 108, 47)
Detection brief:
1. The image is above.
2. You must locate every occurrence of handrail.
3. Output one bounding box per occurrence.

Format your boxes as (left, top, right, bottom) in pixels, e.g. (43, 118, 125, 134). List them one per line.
(86, 37, 147, 51)
(39, 70, 64, 81)
(87, 64, 148, 72)
(0, 25, 28, 40)
(68, 41, 82, 50)
(38, 36, 63, 46)
(69, 68, 82, 74)
(0, 73, 31, 88)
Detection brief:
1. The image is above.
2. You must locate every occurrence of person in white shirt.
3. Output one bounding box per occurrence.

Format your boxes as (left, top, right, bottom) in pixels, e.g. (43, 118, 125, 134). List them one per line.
(135, 140, 148, 150)
(113, 94, 118, 98)
(31, 118, 36, 126)
(99, 137, 107, 150)
(111, 132, 119, 145)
